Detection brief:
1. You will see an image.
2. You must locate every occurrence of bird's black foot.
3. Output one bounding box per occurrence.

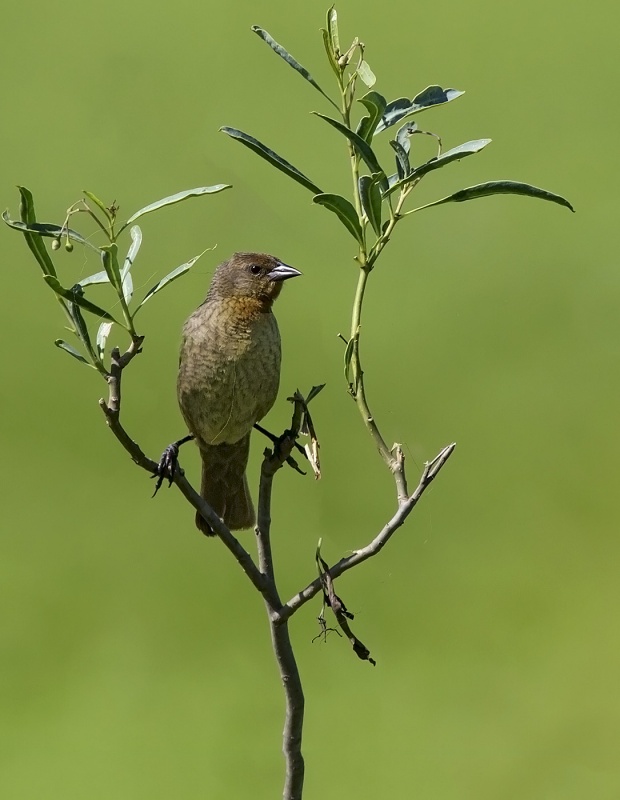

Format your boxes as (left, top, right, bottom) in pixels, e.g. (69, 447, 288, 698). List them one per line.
(152, 434, 194, 496)
(253, 423, 306, 475)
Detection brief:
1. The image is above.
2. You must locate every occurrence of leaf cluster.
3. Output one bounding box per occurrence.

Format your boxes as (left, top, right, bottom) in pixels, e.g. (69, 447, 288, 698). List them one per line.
(3, 185, 230, 373)
(222, 8, 573, 264)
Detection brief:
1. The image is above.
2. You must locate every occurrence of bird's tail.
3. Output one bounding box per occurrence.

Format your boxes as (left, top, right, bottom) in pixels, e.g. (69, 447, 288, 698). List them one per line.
(196, 434, 255, 536)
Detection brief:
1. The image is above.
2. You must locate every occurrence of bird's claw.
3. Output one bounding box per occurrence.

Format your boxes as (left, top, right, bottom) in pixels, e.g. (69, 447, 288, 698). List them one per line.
(151, 434, 194, 497)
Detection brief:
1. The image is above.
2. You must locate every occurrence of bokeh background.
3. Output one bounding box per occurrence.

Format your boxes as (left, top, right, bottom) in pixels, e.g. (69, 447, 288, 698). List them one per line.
(1, 0, 617, 797)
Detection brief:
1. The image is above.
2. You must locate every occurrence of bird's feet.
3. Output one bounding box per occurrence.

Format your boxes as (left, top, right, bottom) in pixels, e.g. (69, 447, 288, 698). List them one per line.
(152, 434, 194, 496)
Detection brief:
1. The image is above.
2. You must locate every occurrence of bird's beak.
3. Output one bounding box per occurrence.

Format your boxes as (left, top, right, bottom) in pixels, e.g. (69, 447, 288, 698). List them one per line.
(267, 262, 302, 282)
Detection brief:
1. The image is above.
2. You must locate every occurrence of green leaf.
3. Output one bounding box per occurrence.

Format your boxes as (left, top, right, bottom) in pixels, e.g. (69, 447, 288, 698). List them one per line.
(121, 225, 142, 277)
(134, 252, 206, 314)
(321, 28, 340, 76)
(358, 175, 383, 237)
(121, 225, 142, 303)
(67, 286, 93, 353)
(83, 190, 112, 220)
(2, 213, 99, 252)
(343, 335, 354, 391)
(413, 180, 575, 213)
(123, 185, 232, 227)
(251, 26, 339, 110)
(385, 139, 491, 197)
(390, 140, 411, 179)
(3, 188, 57, 277)
(221, 126, 323, 194)
(96, 321, 114, 361)
(395, 121, 418, 155)
(122, 272, 134, 304)
(312, 113, 384, 176)
(327, 6, 340, 55)
(376, 86, 465, 134)
(356, 91, 387, 143)
(100, 244, 123, 294)
(43, 276, 118, 323)
(313, 193, 364, 244)
(343, 328, 360, 394)
(79, 270, 109, 288)
(55, 339, 95, 368)
(414, 138, 491, 178)
(357, 60, 376, 88)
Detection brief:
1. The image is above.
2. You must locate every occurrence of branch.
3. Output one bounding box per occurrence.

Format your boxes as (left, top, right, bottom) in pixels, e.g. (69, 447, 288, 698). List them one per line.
(278, 442, 456, 623)
(270, 622, 305, 800)
(254, 394, 308, 800)
(98, 339, 266, 595)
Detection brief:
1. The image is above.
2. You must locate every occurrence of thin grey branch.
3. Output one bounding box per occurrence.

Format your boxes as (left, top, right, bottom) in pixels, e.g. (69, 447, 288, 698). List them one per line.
(278, 442, 456, 623)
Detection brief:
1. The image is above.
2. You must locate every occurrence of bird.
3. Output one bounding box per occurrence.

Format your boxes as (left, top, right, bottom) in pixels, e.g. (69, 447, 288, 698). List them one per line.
(177, 252, 301, 536)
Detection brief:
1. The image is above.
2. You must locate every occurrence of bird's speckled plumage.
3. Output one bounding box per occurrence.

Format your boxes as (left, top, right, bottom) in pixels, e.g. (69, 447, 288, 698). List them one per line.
(177, 252, 300, 535)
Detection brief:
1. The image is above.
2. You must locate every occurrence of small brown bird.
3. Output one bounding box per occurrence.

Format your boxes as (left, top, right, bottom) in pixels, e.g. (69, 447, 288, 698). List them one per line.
(177, 252, 301, 535)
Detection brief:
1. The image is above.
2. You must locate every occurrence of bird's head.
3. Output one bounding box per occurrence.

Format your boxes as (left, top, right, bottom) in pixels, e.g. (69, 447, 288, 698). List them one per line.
(208, 252, 301, 307)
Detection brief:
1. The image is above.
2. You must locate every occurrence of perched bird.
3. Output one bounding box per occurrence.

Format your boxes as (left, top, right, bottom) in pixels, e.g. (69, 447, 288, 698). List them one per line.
(177, 252, 301, 535)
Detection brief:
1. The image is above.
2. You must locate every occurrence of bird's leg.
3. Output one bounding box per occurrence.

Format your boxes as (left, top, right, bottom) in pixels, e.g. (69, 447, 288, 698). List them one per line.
(152, 434, 195, 496)
(253, 423, 307, 476)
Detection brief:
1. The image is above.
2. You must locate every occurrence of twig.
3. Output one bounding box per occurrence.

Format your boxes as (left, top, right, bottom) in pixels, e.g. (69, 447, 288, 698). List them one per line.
(278, 442, 456, 623)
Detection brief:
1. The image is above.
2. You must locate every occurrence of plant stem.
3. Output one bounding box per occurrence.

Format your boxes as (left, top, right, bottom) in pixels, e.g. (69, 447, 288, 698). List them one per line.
(350, 266, 393, 468)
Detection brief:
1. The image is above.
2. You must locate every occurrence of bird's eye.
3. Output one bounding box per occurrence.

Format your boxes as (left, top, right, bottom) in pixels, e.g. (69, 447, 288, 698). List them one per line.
(249, 264, 262, 275)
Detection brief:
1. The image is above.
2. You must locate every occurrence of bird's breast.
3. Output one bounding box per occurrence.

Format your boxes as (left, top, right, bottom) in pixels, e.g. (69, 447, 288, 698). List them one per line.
(177, 300, 282, 446)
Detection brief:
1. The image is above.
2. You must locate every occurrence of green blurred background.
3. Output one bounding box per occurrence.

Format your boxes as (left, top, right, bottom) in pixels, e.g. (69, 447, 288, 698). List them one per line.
(1, 0, 617, 797)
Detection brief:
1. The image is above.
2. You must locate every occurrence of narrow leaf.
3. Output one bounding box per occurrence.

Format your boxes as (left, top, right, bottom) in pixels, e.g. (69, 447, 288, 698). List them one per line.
(83, 190, 112, 220)
(124, 185, 231, 226)
(122, 271, 134, 304)
(67, 287, 93, 353)
(251, 26, 339, 110)
(221, 127, 323, 194)
(357, 60, 376, 88)
(313, 112, 384, 176)
(55, 339, 94, 367)
(343, 336, 354, 390)
(413, 181, 575, 213)
(122, 225, 142, 278)
(313, 193, 364, 244)
(17, 186, 58, 276)
(395, 121, 418, 154)
(356, 91, 387, 143)
(121, 224, 142, 303)
(100, 244, 123, 293)
(43, 276, 118, 323)
(2, 214, 98, 251)
(134, 252, 206, 313)
(385, 139, 491, 197)
(413, 138, 491, 178)
(376, 86, 464, 134)
(327, 6, 340, 55)
(3, 188, 57, 277)
(79, 270, 109, 288)
(321, 28, 340, 76)
(390, 140, 411, 179)
(96, 321, 114, 361)
(358, 175, 383, 237)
